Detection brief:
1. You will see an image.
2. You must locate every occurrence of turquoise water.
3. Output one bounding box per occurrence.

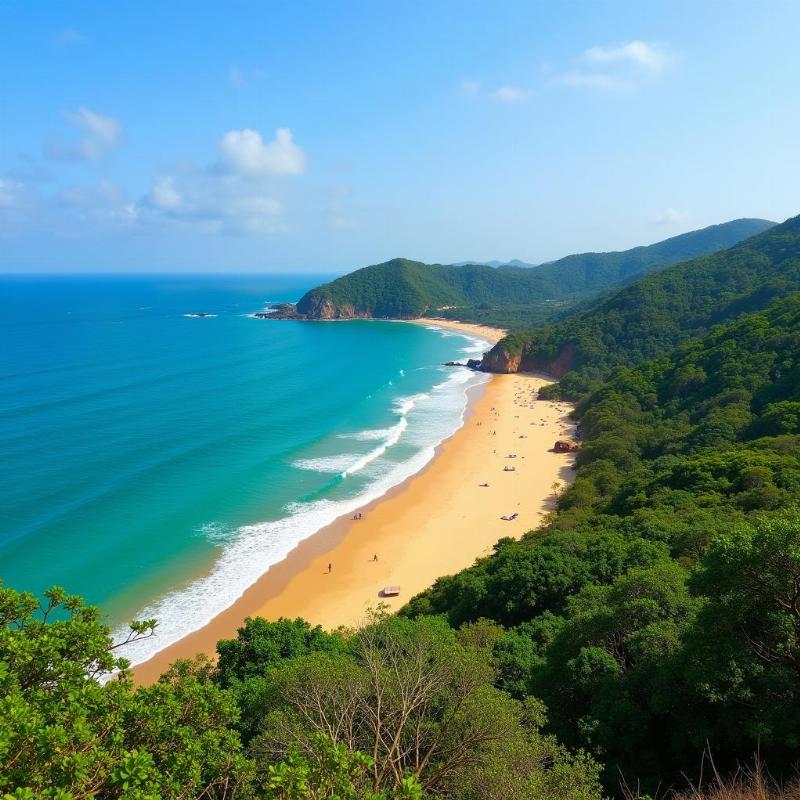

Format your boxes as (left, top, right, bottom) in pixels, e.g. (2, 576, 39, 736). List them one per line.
(0, 275, 489, 663)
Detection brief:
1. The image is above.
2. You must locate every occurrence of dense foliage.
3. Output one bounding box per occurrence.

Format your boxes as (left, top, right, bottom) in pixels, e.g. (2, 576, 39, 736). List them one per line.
(431, 300, 571, 330)
(515, 217, 773, 302)
(404, 290, 800, 792)
(0, 586, 252, 799)
(0, 594, 602, 799)
(5, 216, 800, 799)
(296, 219, 772, 328)
(488, 214, 799, 399)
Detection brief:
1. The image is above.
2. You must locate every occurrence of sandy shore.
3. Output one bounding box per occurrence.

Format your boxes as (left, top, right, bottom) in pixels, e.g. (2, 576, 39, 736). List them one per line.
(133, 322, 575, 684)
(408, 317, 509, 343)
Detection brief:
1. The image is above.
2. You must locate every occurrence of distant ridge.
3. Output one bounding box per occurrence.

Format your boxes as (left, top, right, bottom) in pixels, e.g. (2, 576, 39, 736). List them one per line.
(452, 221, 776, 274)
(450, 259, 538, 268)
(508, 217, 776, 294)
(287, 218, 775, 322)
(483, 213, 800, 396)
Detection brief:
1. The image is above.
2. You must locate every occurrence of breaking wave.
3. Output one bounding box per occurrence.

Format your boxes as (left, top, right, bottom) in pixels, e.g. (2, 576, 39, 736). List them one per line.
(113, 328, 492, 667)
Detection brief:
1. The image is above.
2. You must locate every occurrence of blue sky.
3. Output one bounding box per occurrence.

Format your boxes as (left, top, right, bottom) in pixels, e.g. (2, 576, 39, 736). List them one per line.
(1, 0, 798, 272)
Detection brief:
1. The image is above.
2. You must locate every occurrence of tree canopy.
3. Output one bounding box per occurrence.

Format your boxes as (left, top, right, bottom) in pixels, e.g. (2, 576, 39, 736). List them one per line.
(295, 219, 773, 328)
(404, 287, 800, 791)
(485, 213, 800, 397)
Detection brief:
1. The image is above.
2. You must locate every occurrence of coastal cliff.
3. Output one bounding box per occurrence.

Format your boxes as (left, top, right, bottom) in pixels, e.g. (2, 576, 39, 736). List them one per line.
(292, 258, 464, 319)
(481, 342, 523, 373)
(481, 213, 800, 384)
(296, 220, 777, 323)
(257, 297, 393, 320)
(481, 339, 575, 376)
(296, 293, 372, 319)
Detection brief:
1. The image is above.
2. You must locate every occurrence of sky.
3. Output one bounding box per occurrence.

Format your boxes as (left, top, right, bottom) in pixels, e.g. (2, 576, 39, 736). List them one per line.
(1, 0, 799, 273)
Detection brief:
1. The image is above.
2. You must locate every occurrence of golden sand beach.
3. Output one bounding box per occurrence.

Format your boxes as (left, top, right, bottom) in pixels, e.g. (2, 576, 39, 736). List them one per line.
(134, 319, 576, 684)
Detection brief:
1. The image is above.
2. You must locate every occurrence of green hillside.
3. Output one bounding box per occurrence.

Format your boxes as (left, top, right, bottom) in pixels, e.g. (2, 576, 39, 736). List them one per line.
(485, 214, 800, 397)
(294, 219, 774, 327)
(2, 588, 604, 800)
(7, 239, 800, 800)
(297, 258, 528, 319)
(7, 218, 800, 800)
(404, 290, 800, 791)
(10, 282, 800, 799)
(520, 216, 774, 295)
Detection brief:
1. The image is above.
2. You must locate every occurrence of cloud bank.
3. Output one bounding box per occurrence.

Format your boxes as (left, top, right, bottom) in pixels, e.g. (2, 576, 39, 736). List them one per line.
(218, 128, 306, 176)
(6, 123, 311, 239)
(560, 39, 677, 92)
(47, 107, 123, 162)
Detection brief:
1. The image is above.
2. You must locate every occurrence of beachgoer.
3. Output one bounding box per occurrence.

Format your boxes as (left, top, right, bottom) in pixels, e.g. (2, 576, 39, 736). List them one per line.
(373, 554, 378, 561)
(327, 563, 332, 573)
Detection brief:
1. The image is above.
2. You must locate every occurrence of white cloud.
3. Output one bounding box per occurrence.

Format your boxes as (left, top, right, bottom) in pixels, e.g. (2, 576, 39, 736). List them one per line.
(218, 128, 306, 175)
(230, 195, 283, 233)
(0, 179, 24, 208)
(0, 179, 136, 238)
(56, 181, 136, 229)
(47, 107, 123, 162)
(459, 81, 531, 103)
(236, 195, 282, 216)
(140, 169, 286, 236)
(149, 176, 182, 210)
(67, 108, 122, 149)
(560, 71, 634, 92)
(559, 39, 677, 92)
(490, 86, 532, 102)
(649, 207, 688, 225)
(60, 180, 125, 207)
(10, 125, 305, 238)
(584, 40, 672, 73)
(0, 178, 37, 238)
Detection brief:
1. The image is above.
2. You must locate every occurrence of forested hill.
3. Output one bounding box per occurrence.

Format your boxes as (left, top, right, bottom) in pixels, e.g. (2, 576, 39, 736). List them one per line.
(404, 290, 800, 791)
(484, 213, 800, 397)
(8, 230, 800, 800)
(516, 216, 774, 297)
(291, 218, 773, 324)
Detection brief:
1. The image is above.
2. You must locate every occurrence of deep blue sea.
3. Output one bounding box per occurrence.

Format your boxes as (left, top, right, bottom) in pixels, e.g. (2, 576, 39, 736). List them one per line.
(0, 275, 489, 663)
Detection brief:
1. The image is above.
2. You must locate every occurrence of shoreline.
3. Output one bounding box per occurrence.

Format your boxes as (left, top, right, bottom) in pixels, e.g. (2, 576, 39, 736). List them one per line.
(133, 319, 574, 684)
(406, 317, 508, 343)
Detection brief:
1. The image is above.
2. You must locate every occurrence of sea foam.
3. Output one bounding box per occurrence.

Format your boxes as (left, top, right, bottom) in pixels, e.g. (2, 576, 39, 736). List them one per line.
(293, 454, 361, 474)
(113, 329, 491, 667)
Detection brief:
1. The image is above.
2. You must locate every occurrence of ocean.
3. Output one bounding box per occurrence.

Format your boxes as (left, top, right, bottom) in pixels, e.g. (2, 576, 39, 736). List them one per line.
(0, 274, 490, 664)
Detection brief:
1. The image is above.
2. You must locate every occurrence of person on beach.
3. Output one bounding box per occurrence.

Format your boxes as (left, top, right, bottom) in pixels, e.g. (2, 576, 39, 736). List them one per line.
(373, 554, 378, 561)
(327, 563, 332, 573)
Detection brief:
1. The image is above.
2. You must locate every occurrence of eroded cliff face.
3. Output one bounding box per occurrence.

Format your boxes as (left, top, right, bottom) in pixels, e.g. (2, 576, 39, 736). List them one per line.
(542, 343, 576, 378)
(294, 293, 371, 319)
(481, 344, 523, 373)
(297, 294, 335, 318)
(259, 293, 418, 320)
(481, 341, 576, 377)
